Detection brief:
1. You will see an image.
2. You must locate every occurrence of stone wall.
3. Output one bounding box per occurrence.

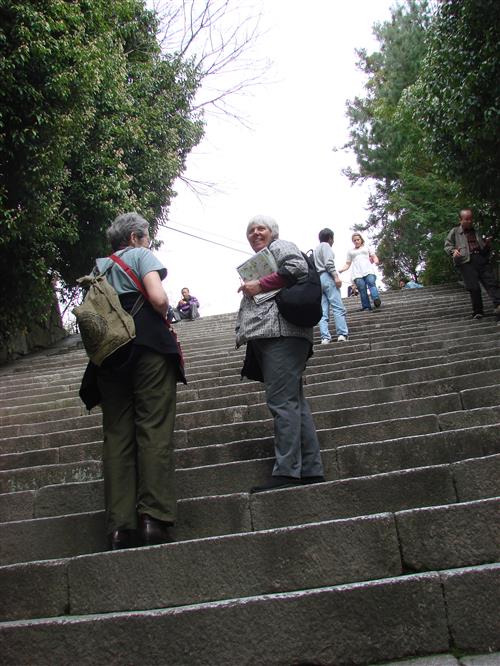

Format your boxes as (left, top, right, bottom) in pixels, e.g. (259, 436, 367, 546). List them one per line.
(0, 298, 67, 365)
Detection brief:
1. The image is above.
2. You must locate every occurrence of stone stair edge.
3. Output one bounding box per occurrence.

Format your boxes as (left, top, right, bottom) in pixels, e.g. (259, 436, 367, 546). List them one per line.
(0, 564, 498, 666)
(0, 316, 495, 386)
(1, 451, 498, 532)
(0, 497, 498, 625)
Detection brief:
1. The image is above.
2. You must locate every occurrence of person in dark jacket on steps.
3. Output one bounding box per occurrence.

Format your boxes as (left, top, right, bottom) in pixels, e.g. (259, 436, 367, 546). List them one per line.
(444, 208, 500, 322)
(79, 212, 185, 550)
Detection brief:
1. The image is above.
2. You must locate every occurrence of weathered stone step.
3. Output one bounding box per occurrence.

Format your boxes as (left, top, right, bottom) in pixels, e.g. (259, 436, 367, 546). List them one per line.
(0, 382, 81, 403)
(0, 460, 102, 494)
(0, 424, 103, 455)
(179, 343, 498, 385)
(0, 564, 498, 665)
(376, 653, 500, 666)
(175, 392, 460, 432)
(2, 432, 497, 525)
(1, 457, 495, 564)
(0, 396, 83, 420)
(0, 318, 495, 403)
(1, 497, 498, 624)
(337, 431, 500, 481)
(0, 404, 84, 428)
(306, 353, 499, 387)
(0, 412, 101, 439)
(177, 376, 500, 426)
(0, 388, 80, 411)
(176, 424, 500, 471)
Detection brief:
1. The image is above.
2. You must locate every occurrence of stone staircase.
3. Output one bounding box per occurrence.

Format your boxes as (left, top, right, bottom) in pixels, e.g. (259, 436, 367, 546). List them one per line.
(0, 284, 499, 666)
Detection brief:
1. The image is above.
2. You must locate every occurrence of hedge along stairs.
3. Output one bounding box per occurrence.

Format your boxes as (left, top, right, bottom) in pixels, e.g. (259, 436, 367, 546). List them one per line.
(0, 283, 499, 666)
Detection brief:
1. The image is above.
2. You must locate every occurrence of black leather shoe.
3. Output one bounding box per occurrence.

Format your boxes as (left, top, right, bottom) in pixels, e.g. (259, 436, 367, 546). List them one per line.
(301, 475, 326, 485)
(140, 514, 174, 546)
(250, 476, 302, 493)
(108, 529, 137, 551)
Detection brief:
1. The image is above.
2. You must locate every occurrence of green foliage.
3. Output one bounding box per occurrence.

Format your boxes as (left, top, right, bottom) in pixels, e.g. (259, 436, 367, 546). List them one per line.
(0, 0, 203, 346)
(412, 0, 500, 230)
(344, 0, 495, 286)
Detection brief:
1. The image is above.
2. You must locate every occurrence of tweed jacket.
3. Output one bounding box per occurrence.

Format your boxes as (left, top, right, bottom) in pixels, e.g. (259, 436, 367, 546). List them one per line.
(444, 225, 488, 265)
(235, 239, 314, 347)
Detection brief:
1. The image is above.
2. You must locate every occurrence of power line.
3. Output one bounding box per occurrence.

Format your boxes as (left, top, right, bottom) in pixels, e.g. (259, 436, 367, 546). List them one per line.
(162, 225, 252, 255)
(163, 218, 249, 248)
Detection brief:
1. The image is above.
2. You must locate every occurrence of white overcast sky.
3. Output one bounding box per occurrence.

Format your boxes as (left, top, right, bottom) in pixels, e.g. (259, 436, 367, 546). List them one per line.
(154, 0, 394, 315)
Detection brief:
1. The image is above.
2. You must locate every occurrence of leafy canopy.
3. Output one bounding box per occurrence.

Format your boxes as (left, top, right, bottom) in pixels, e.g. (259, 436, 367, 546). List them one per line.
(0, 0, 203, 344)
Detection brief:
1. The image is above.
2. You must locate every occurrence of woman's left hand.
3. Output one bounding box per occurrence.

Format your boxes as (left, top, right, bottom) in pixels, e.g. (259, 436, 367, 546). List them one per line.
(238, 279, 262, 297)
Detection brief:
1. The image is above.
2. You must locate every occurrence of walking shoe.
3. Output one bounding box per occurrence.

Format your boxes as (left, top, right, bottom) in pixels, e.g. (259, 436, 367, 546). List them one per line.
(301, 475, 326, 485)
(108, 529, 138, 551)
(373, 298, 381, 307)
(139, 514, 175, 546)
(250, 476, 302, 493)
(472, 313, 483, 320)
(495, 304, 500, 315)
(337, 335, 348, 342)
(320, 338, 330, 344)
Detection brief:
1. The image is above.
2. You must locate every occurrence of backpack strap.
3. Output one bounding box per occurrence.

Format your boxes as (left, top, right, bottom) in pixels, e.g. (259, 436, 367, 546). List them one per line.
(108, 253, 179, 348)
(109, 253, 149, 299)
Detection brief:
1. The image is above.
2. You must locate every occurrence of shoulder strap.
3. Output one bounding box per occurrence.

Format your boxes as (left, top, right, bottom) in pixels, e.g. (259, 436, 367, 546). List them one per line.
(109, 253, 148, 299)
(108, 253, 176, 337)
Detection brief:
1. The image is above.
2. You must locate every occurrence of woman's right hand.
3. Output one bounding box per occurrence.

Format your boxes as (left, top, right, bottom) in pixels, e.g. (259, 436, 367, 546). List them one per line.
(238, 279, 262, 298)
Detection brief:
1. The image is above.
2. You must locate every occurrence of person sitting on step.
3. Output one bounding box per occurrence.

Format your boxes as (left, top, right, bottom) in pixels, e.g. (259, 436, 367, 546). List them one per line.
(173, 287, 200, 321)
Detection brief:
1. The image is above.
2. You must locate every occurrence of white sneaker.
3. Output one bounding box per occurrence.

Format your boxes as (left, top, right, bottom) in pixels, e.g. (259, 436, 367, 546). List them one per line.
(337, 335, 348, 342)
(320, 338, 330, 345)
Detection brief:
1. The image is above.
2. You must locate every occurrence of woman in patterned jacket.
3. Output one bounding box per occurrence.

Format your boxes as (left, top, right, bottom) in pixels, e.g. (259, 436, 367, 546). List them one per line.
(236, 215, 325, 493)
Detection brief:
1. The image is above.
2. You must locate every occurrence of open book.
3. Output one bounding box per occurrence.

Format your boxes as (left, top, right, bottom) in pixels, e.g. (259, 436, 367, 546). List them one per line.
(236, 247, 281, 304)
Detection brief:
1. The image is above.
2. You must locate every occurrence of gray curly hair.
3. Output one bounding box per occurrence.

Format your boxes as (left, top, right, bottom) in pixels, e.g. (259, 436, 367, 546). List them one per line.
(246, 215, 279, 240)
(107, 212, 150, 250)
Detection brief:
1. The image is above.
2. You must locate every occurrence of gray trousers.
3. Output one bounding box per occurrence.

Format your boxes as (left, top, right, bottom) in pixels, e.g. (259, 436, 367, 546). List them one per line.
(97, 350, 177, 533)
(252, 337, 324, 479)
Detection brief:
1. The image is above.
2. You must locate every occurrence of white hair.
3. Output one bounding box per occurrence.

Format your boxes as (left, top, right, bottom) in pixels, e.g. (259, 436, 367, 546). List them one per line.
(246, 215, 279, 240)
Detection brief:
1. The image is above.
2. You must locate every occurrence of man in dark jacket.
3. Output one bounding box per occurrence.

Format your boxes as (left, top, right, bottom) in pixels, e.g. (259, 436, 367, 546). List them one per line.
(444, 208, 500, 321)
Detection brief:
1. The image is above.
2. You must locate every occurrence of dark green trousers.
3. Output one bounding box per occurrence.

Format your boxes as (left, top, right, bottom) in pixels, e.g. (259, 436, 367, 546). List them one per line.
(97, 350, 177, 534)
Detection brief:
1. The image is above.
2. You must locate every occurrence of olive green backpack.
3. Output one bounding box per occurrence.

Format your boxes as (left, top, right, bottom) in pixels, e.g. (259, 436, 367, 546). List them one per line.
(73, 255, 144, 366)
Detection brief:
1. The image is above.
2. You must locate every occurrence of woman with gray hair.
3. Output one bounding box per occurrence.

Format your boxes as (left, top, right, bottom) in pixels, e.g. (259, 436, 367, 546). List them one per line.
(79, 212, 185, 550)
(236, 215, 325, 492)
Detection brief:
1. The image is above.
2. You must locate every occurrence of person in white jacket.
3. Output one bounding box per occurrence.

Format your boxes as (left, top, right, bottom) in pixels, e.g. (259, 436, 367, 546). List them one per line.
(339, 232, 381, 311)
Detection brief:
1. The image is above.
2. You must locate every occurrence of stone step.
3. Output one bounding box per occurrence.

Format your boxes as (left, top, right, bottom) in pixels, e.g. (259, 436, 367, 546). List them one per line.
(0, 405, 84, 428)
(0, 564, 498, 665)
(175, 424, 500, 471)
(0, 370, 500, 444)
(2, 432, 497, 525)
(2, 361, 497, 457)
(0, 412, 101, 440)
(1, 328, 495, 403)
(1, 457, 496, 565)
(0, 283, 497, 666)
(0, 460, 102, 494)
(0, 316, 494, 397)
(179, 343, 498, 385)
(0, 396, 83, 420)
(1, 497, 498, 624)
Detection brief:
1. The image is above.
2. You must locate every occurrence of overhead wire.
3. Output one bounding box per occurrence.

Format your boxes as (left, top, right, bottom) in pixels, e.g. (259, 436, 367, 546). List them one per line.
(161, 224, 252, 255)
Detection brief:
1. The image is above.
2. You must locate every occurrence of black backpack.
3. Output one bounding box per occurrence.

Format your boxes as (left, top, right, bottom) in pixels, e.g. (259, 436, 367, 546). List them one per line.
(275, 250, 322, 327)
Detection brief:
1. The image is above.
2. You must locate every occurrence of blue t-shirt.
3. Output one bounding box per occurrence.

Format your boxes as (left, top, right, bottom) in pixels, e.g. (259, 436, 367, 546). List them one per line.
(96, 247, 167, 294)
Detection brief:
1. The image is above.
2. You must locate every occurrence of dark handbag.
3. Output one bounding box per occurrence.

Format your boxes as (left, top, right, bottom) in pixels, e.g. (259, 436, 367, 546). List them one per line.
(275, 251, 322, 327)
